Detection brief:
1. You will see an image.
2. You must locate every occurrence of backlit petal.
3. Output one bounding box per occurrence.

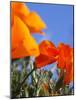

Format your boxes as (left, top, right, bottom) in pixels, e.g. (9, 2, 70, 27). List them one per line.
(12, 15, 40, 59)
(20, 12, 46, 34)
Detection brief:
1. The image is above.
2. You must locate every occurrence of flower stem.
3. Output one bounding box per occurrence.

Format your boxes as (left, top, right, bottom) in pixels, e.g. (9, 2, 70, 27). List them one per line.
(13, 68, 35, 98)
(20, 68, 35, 86)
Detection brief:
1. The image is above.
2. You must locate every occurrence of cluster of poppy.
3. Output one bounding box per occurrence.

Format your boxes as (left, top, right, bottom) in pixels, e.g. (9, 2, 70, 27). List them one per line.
(11, 2, 73, 85)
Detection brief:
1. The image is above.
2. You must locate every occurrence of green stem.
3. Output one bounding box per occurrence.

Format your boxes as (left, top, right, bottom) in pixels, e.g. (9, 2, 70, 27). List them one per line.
(13, 68, 36, 98)
(20, 68, 35, 86)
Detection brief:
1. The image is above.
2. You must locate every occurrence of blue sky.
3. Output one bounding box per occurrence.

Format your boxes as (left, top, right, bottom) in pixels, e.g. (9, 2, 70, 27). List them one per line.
(26, 3, 74, 47)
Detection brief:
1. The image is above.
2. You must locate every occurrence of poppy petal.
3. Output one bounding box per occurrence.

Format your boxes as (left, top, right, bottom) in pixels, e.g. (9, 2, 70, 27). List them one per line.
(35, 54, 57, 68)
(21, 12, 46, 34)
(12, 15, 40, 59)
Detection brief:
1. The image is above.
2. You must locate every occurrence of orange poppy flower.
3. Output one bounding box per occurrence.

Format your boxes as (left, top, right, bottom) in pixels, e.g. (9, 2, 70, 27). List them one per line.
(57, 43, 73, 84)
(11, 2, 47, 59)
(35, 40, 59, 68)
(35, 40, 73, 84)
(11, 2, 46, 35)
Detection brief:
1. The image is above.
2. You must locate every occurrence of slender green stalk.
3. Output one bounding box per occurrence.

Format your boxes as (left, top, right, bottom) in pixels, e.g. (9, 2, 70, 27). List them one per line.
(12, 68, 35, 98)
(20, 68, 35, 86)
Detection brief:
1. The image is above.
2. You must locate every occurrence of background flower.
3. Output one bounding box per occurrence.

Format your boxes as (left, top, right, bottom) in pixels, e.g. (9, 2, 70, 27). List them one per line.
(35, 40, 58, 68)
